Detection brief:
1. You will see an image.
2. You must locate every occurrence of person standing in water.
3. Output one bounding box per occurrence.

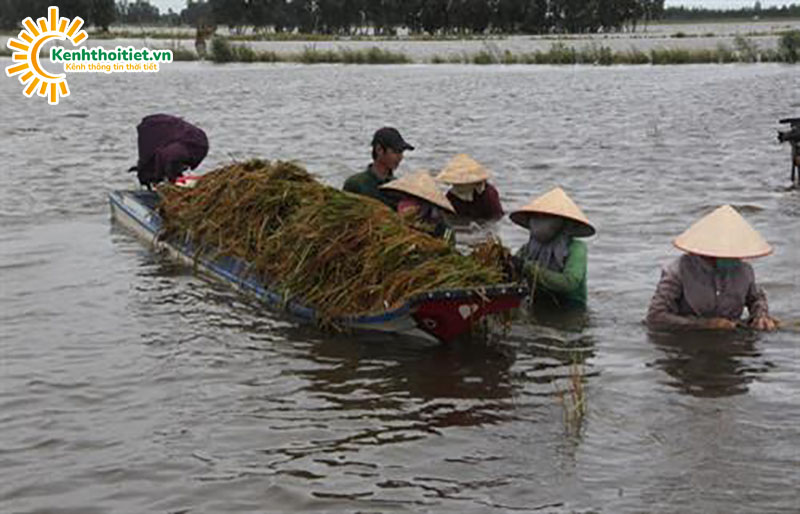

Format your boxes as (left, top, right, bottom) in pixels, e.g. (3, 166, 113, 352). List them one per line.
(343, 127, 414, 209)
(511, 187, 595, 308)
(436, 154, 503, 221)
(646, 205, 778, 331)
(380, 169, 456, 242)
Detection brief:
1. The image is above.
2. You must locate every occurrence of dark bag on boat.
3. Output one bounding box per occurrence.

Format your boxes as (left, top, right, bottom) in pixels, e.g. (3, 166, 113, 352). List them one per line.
(129, 114, 209, 187)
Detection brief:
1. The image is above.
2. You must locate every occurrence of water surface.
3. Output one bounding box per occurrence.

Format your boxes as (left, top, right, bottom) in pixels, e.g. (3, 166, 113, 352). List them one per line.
(1, 61, 799, 512)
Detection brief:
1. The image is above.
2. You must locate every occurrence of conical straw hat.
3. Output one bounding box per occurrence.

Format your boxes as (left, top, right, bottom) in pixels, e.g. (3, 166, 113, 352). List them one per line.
(673, 205, 772, 258)
(380, 170, 455, 213)
(436, 154, 492, 184)
(509, 187, 595, 237)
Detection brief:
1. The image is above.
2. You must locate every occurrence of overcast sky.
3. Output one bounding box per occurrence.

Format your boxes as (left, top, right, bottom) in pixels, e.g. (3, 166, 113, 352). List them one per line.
(150, 0, 796, 16)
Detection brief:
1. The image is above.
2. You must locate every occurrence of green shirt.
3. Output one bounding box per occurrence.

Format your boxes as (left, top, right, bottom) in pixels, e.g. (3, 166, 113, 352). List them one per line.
(342, 164, 398, 209)
(518, 239, 588, 307)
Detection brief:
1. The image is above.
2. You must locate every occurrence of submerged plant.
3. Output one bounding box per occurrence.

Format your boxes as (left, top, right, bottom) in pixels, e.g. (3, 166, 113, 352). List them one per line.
(778, 30, 800, 62)
(555, 359, 586, 435)
(167, 46, 199, 61)
(733, 35, 759, 62)
(210, 37, 235, 63)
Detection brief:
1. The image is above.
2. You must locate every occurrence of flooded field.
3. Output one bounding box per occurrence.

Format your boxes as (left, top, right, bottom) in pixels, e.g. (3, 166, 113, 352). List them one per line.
(4, 20, 800, 62)
(1, 61, 799, 512)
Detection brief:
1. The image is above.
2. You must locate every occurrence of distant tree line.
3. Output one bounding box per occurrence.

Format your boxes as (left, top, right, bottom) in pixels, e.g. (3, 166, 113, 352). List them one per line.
(2, 0, 668, 33)
(7, 0, 798, 35)
(663, 3, 800, 21)
(199, 0, 667, 35)
(1, 0, 116, 30)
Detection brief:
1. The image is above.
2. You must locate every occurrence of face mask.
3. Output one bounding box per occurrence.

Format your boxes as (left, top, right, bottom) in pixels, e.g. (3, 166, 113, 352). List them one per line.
(452, 183, 476, 202)
(529, 215, 564, 243)
(715, 258, 741, 272)
(416, 201, 441, 222)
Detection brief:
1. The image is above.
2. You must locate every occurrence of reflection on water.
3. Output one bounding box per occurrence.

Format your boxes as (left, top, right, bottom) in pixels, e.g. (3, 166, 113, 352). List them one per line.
(301, 337, 517, 423)
(2, 62, 800, 512)
(647, 329, 773, 398)
(521, 299, 590, 333)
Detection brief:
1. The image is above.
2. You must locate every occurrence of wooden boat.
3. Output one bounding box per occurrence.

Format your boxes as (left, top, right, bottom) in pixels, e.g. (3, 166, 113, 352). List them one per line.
(109, 190, 528, 343)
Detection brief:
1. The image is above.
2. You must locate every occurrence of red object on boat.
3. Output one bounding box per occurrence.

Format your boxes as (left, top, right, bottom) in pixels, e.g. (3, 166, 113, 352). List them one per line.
(412, 291, 522, 342)
(173, 174, 202, 188)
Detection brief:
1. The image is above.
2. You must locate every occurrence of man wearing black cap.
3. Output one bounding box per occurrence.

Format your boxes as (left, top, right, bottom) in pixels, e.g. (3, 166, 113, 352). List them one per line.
(343, 127, 414, 209)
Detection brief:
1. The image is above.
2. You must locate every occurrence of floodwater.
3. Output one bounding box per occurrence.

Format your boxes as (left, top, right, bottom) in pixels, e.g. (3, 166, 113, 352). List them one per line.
(1, 61, 799, 512)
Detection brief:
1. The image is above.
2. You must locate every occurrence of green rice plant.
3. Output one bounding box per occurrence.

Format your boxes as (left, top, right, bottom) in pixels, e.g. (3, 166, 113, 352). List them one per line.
(449, 53, 466, 63)
(501, 49, 518, 64)
(296, 47, 340, 63)
(430, 53, 466, 64)
(210, 36, 235, 63)
(733, 35, 759, 62)
(759, 47, 780, 62)
(210, 38, 273, 63)
(691, 48, 721, 63)
(373, 47, 411, 64)
(341, 46, 410, 64)
(255, 50, 282, 62)
(234, 44, 257, 63)
(714, 43, 734, 63)
(651, 47, 691, 64)
(650, 47, 726, 65)
(778, 30, 800, 63)
(618, 47, 650, 64)
(544, 43, 577, 64)
(167, 46, 198, 61)
(338, 48, 363, 63)
(580, 44, 614, 65)
(471, 50, 497, 64)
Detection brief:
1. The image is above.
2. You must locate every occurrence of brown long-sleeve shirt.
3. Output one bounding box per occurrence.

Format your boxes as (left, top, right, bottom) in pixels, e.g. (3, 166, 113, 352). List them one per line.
(646, 254, 769, 329)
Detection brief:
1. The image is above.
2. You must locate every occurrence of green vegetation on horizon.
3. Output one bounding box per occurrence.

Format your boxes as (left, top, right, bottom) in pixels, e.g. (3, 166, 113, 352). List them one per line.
(663, 4, 800, 22)
(5, 31, 797, 65)
(203, 31, 800, 65)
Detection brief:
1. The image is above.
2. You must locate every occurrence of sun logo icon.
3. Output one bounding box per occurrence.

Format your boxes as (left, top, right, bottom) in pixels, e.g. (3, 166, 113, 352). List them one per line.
(5, 6, 88, 105)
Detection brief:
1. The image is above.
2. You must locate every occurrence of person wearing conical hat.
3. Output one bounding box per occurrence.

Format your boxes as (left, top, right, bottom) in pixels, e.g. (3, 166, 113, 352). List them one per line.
(510, 187, 595, 307)
(646, 205, 778, 331)
(436, 154, 504, 221)
(380, 170, 455, 242)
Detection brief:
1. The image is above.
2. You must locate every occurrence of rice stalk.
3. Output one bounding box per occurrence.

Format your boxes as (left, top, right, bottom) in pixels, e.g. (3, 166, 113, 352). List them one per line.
(157, 159, 509, 323)
(555, 360, 586, 435)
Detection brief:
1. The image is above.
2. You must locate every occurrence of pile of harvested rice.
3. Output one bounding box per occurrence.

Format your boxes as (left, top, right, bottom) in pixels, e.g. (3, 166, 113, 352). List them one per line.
(157, 159, 509, 319)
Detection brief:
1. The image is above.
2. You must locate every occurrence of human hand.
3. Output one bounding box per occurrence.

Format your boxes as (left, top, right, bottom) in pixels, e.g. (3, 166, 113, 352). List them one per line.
(703, 317, 737, 330)
(749, 315, 779, 332)
(522, 261, 540, 278)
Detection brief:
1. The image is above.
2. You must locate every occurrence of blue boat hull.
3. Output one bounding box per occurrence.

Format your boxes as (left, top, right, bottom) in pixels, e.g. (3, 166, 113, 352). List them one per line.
(109, 190, 527, 343)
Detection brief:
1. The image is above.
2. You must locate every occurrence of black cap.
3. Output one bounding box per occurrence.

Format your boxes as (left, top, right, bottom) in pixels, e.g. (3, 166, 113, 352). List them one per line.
(371, 127, 414, 152)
